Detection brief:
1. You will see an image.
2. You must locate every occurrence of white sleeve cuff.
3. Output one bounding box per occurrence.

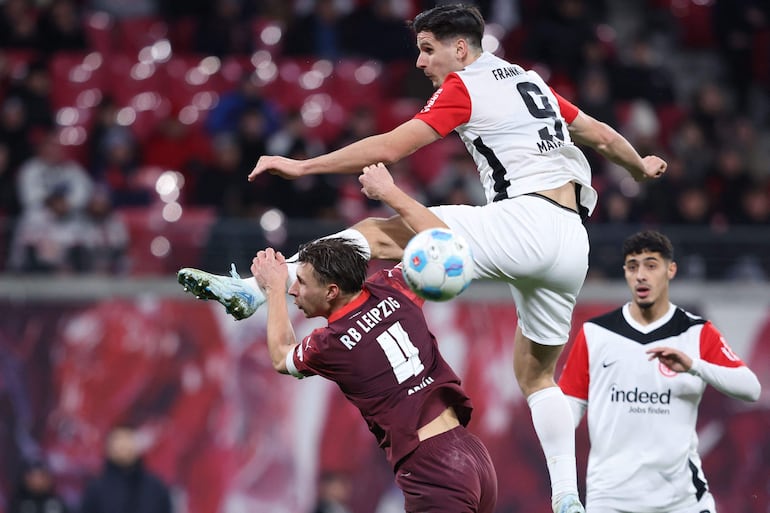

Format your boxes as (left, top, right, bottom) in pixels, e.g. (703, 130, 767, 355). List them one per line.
(285, 347, 304, 379)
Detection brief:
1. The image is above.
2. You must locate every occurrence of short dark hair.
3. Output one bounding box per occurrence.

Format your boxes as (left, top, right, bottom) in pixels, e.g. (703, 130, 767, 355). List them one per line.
(410, 4, 485, 49)
(297, 238, 368, 294)
(622, 230, 674, 261)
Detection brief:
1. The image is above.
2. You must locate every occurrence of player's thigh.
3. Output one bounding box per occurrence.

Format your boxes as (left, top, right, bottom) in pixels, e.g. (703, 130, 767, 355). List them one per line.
(396, 428, 497, 513)
(429, 198, 587, 284)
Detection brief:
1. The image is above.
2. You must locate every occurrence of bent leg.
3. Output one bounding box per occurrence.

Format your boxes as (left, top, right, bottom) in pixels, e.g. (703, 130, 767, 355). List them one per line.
(514, 327, 581, 511)
(352, 215, 415, 261)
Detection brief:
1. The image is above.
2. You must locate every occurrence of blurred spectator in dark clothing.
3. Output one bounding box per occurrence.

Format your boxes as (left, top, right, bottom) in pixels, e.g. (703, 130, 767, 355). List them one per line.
(86, 0, 157, 19)
(266, 110, 325, 159)
(142, 117, 212, 192)
(331, 105, 378, 150)
(730, 115, 770, 182)
(235, 107, 270, 168)
(426, 150, 486, 207)
(523, 0, 601, 78)
(191, 133, 261, 218)
(0, 142, 20, 217)
(0, 0, 40, 49)
(339, 0, 416, 62)
(734, 182, 770, 226)
(610, 35, 676, 105)
(704, 146, 753, 223)
(91, 127, 151, 207)
(669, 118, 713, 182)
(8, 184, 89, 274)
(0, 97, 33, 184)
(312, 472, 353, 513)
(204, 71, 281, 138)
(282, 0, 344, 60)
(80, 186, 129, 274)
(672, 185, 714, 226)
(193, 0, 253, 56)
(690, 81, 734, 145)
(8, 460, 69, 513)
(80, 425, 173, 513)
(36, 0, 88, 55)
(16, 130, 93, 214)
(6, 60, 54, 132)
(713, 0, 770, 111)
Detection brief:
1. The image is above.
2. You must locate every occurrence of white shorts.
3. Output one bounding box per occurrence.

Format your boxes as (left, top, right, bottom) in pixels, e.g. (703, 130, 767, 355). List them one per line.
(430, 195, 588, 346)
(586, 491, 716, 513)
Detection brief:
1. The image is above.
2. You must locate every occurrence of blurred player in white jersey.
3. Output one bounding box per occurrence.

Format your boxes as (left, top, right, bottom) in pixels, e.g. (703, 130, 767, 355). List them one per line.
(559, 230, 761, 513)
(181, 5, 668, 512)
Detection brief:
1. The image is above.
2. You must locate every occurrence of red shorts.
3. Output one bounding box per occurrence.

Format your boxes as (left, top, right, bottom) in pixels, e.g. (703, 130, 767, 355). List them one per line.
(395, 426, 497, 513)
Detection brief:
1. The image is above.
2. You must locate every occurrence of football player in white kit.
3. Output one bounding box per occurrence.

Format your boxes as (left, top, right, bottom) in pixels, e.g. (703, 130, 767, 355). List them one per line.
(559, 230, 761, 513)
(180, 5, 668, 513)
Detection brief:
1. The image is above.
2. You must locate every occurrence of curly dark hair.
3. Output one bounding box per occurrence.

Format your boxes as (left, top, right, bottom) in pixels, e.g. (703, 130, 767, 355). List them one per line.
(622, 230, 674, 261)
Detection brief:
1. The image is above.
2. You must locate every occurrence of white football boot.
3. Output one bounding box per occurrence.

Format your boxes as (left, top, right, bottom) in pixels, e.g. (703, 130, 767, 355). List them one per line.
(177, 264, 262, 320)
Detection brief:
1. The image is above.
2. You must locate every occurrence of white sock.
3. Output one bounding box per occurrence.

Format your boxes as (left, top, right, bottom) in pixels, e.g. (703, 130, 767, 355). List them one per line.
(527, 386, 579, 506)
(239, 228, 371, 296)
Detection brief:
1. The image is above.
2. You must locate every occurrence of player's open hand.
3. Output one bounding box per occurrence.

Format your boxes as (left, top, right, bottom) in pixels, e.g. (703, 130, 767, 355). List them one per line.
(251, 248, 288, 293)
(249, 155, 304, 181)
(359, 162, 396, 200)
(634, 155, 667, 182)
(646, 346, 692, 373)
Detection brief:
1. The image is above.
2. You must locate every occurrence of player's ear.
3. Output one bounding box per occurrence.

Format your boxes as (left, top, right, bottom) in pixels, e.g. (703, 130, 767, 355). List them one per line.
(667, 261, 677, 280)
(326, 283, 340, 302)
(455, 38, 467, 59)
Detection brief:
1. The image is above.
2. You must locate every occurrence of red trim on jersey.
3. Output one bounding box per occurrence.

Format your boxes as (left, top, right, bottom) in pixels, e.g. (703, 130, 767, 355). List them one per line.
(699, 321, 745, 368)
(558, 328, 590, 400)
(552, 89, 579, 124)
(328, 289, 370, 324)
(413, 73, 472, 137)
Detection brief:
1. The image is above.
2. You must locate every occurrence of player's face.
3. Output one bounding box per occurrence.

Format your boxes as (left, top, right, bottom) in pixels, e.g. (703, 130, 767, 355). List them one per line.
(623, 251, 676, 309)
(289, 263, 332, 318)
(415, 31, 464, 88)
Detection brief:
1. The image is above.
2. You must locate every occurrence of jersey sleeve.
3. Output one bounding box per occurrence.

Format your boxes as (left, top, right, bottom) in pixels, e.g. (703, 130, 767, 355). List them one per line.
(558, 327, 590, 400)
(370, 266, 425, 307)
(551, 89, 579, 124)
(698, 321, 745, 368)
(412, 73, 472, 137)
(287, 329, 328, 379)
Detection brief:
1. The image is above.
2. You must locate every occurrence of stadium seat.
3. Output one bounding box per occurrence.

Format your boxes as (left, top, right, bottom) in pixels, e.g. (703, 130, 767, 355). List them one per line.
(49, 51, 108, 111)
(115, 16, 170, 56)
(120, 204, 215, 274)
(375, 98, 423, 133)
(270, 58, 334, 111)
(251, 17, 285, 57)
(83, 10, 116, 56)
(329, 59, 384, 110)
(164, 55, 229, 117)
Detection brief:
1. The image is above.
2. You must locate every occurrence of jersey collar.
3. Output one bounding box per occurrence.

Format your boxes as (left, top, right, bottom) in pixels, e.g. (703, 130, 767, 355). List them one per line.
(328, 288, 370, 324)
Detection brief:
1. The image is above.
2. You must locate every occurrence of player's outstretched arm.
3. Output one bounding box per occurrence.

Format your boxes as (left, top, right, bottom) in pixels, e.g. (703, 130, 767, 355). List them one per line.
(359, 163, 448, 234)
(251, 248, 298, 374)
(647, 346, 761, 402)
(249, 119, 440, 181)
(567, 110, 667, 182)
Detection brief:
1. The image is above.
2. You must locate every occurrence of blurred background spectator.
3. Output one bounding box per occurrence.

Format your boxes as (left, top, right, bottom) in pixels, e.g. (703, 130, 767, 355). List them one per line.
(8, 460, 69, 513)
(0, 0, 765, 278)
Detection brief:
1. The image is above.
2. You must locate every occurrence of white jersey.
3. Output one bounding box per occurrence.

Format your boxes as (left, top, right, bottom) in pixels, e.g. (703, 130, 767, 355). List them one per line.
(559, 303, 749, 512)
(414, 52, 597, 214)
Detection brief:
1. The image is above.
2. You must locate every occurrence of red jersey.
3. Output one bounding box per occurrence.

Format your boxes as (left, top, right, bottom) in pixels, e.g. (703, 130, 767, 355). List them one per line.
(287, 266, 473, 469)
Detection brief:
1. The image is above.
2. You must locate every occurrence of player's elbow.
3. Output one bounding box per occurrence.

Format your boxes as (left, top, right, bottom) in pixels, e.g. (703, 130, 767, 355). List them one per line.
(745, 376, 762, 402)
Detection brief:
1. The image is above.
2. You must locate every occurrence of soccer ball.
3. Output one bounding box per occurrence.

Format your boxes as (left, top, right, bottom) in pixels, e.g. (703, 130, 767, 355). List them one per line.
(401, 228, 474, 301)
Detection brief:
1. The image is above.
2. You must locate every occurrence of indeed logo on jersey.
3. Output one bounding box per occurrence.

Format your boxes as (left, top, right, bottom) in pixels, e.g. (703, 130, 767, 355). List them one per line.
(610, 385, 671, 405)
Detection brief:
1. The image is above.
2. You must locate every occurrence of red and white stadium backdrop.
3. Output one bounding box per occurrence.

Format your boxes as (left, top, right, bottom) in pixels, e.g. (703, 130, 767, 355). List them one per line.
(0, 297, 767, 513)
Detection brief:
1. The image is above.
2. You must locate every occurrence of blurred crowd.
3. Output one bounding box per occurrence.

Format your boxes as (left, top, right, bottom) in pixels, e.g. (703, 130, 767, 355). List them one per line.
(0, 0, 769, 278)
